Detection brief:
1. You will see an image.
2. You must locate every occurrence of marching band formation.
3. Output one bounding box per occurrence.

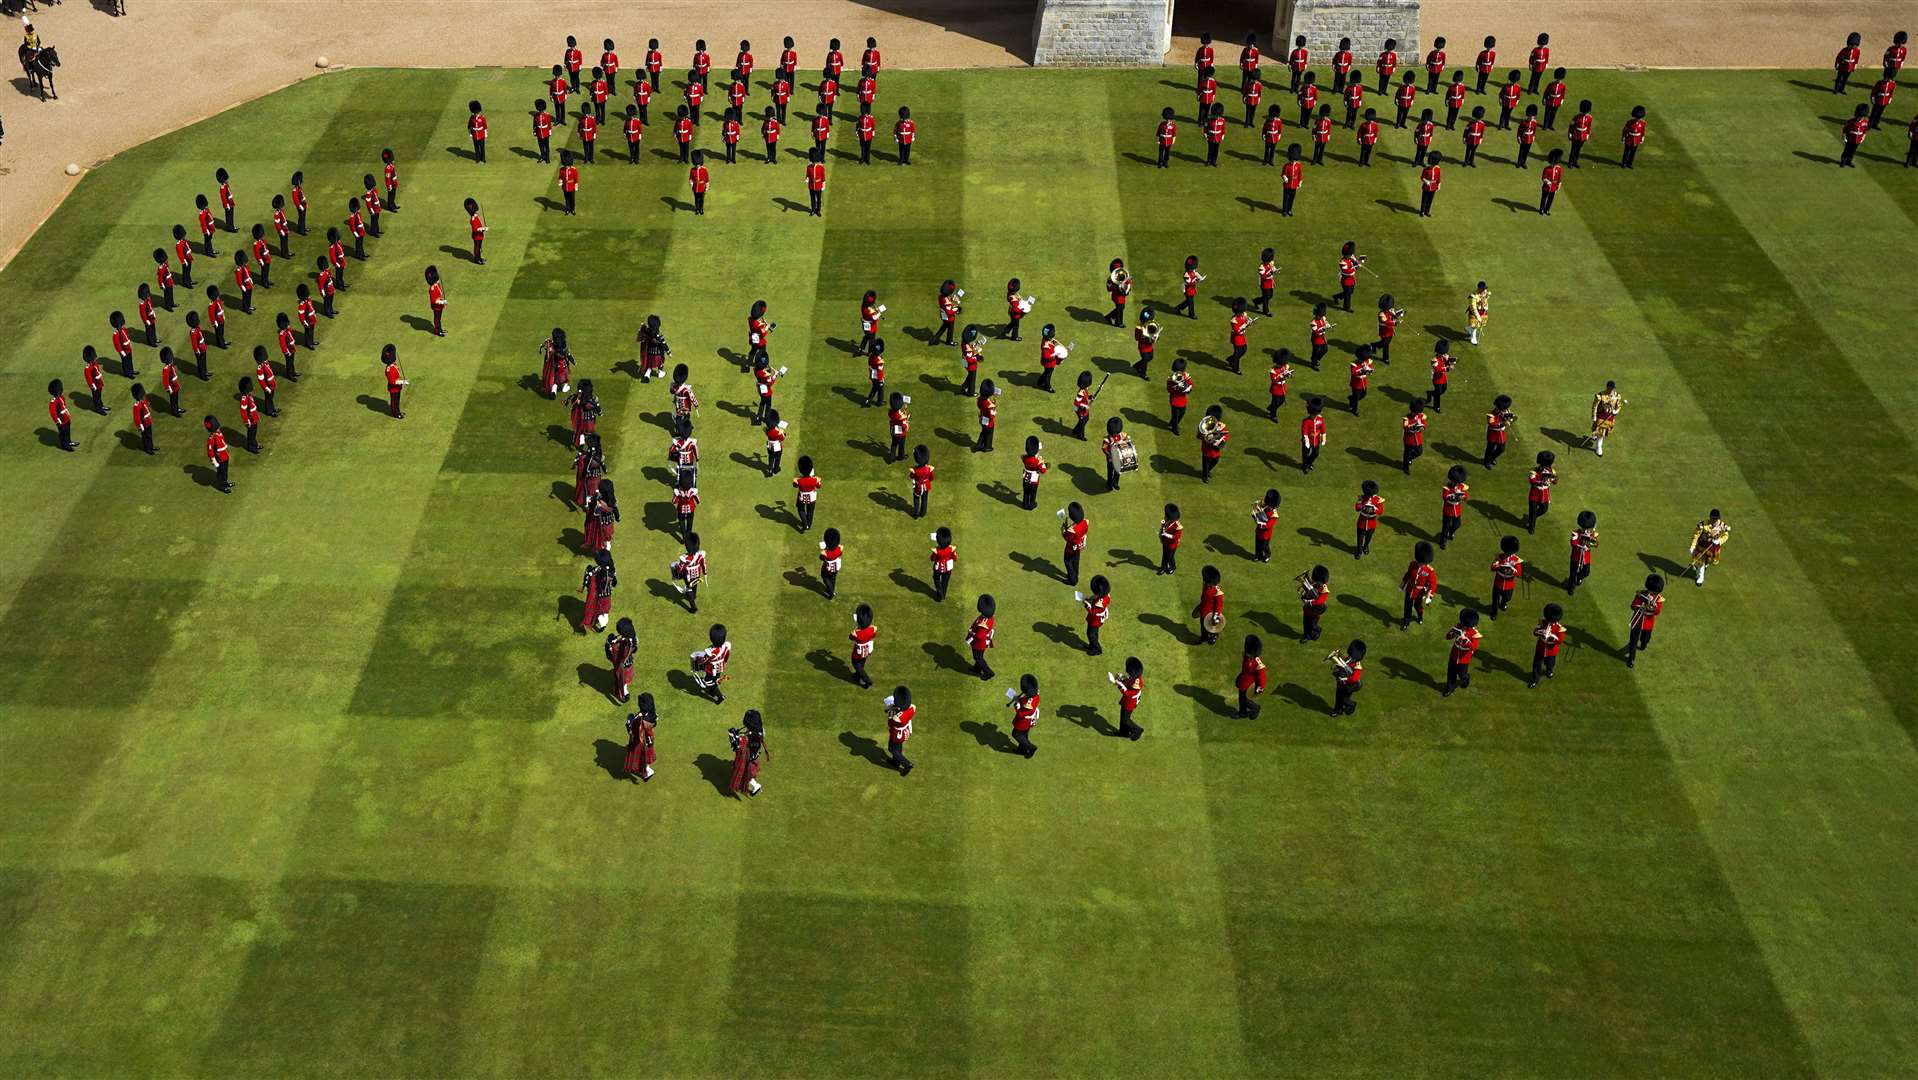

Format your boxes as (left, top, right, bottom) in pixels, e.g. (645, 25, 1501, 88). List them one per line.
(42, 20, 1837, 801)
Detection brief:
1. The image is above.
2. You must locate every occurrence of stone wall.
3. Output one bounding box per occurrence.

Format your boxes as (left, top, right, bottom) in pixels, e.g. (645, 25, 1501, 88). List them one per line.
(1032, 0, 1175, 66)
(1275, 0, 1421, 58)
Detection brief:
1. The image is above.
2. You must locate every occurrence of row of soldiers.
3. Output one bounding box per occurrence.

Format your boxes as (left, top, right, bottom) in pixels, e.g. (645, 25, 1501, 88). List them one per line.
(45, 158, 412, 491)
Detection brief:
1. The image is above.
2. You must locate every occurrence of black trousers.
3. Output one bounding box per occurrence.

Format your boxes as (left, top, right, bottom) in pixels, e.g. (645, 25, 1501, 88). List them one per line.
(1267, 394, 1284, 419)
(693, 191, 705, 215)
(1358, 142, 1374, 166)
(1169, 404, 1186, 433)
(1447, 104, 1460, 129)
(215, 459, 231, 490)
(1464, 142, 1479, 167)
(1157, 144, 1170, 167)
(1395, 105, 1409, 128)
(386, 183, 399, 210)
(261, 389, 276, 416)
(1348, 388, 1365, 414)
(1529, 652, 1557, 685)
(1201, 453, 1218, 482)
(899, 143, 911, 164)
(628, 141, 640, 164)
(1516, 142, 1532, 169)
(1160, 544, 1177, 573)
(389, 389, 403, 417)
(1333, 681, 1359, 714)
(1402, 443, 1421, 471)
(91, 388, 106, 413)
(473, 137, 487, 162)
(975, 425, 993, 452)
(1062, 549, 1081, 585)
(1476, 71, 1490, 94)
(1484, 441, 1506, 468)
(755, 395, 772, 425)
(168, 389, 182, 415)
(1281, 186, 1296, 215)
(1263, 142, 1277, 164)
(1840, 141, 1859, 167)
(1835, 68, 1852, 93)
(911, 488, 928, 517)
(1086, 624, 1102, 654)
(890, 739, 913, 772)
(1539, 189, 1556, 215)
(245, 422, 259, 452)
(866, 379, 885, 406)
(203, 230, 216, 256)
(1544, 103, 1560, 128)
(1312, 141, 1326, 164)
(193, 350, 208, 379)
(851, 656, 870, 687)
(1310, 343, 1328, 368)
(1117, 705, 1142, 738)
(1489, 586, 1513, 617)
(1428, 382, 1446, 410)
(1428, 72, 1441, 94)
(932, 570, 951, 601)
(1006, 316, 1023, 341)
(1439, 513, 1461, 547)
(822, 570, 837, 599)
(56, 421, 73, 449)
(1036, 365, 1052, 389)
(1622, 143, 1639, 168)
(1526, 499, 1548, 533)
(1254, 533, 1271, 561)
(1401, 593, 1425, 626)
(1227, 343, 1245, 371)
(1206, 141, 1221, 165)
(304, 322, 316, 349)
(564, 189, 576, 214)
(139, 426, 154, 453)
(934, 321, 956, 345)
(1566, 556, 1590, 593)
(1072, 414, 1088, 440)
(1302, 607, 1323, 640)
(766, 140, 779, 163)
(1301, 443, 1320, 472)
(1419, 188, 1435, 216)
(860, 139, 872, 163)
(809, 189, 821, 215)
(796, 500, 815, 530)
(1498, 105, 1513, 129)
(1355, 526, 1375, 555)
(1338, 283, 1354, 310)
(1626, 627, 1653, 665)
(1444, 661, 1471, 694)
(1022, 481, 1038, 510)
(971, 649, 994, 678)
(1258, 287, 1273, 314)
(1235, 688, 1262, 718)
(1569, 139, 1584, 167)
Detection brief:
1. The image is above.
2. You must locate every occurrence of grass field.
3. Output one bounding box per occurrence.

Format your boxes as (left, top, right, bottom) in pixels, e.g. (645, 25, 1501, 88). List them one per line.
(1, 64, 1916, 1076)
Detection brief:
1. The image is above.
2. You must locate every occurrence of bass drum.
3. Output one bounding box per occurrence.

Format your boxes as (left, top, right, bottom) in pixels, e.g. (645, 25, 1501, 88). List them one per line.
(1109, 434, 1140, 473)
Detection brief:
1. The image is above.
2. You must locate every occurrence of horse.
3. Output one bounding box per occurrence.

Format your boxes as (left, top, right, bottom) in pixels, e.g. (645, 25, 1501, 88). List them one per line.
(19, 43, 59, 101)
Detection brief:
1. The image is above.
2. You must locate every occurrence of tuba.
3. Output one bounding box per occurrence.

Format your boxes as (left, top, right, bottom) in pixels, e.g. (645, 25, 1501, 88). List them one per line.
(1109, 265, 1133, 295)
(1198, 414, 1224, 443)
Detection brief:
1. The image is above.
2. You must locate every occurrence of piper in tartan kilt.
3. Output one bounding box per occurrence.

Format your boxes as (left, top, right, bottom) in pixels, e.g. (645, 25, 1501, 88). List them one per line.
(574, 432, 606, 509)
(606, 617, 638, 704)
(729, 710, 766, 796)
(624, 692, 657, 782)
(585, 479, 620, 553)
(581, 548, 617, 632)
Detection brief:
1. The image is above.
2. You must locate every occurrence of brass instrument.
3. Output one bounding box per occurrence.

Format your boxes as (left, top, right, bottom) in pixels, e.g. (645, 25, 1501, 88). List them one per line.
(1202, 611, 1226, 634)
(1142, 318, 1163, 343)
(1444, 625, 1467, 645)
(1198, 414, 1225, 444)
(1295, 572, 1319, 601)
(1629, 591, 1662, 631)
(1109, 266, 1133, 295)
(1385, 306, 1407, 322)
(1325, 650, 1355, 678)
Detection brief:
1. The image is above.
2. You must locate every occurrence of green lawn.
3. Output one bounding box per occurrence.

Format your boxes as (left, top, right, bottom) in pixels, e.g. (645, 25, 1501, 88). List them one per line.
(1, 65, 1915, 1077)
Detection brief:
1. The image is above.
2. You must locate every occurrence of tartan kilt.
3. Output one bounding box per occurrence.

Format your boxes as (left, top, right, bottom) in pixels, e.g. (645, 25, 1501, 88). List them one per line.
(624, 738, 654, 774)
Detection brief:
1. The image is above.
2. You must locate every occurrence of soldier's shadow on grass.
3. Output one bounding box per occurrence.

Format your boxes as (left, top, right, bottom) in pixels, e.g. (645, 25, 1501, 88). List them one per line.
(183, 463, 217, 488)
(1246, 446, 1293, 471)
(577, 661, 618, 702)
(1380, 515, 1431, 542)
(399, 314, 437, 335)
(558, 594, 586, 627)
(889, 567, 938, 600)
(1034, 415, 1076, 439)
(977, 480, 1023, 508)
(534, 197, 567, 214)
(839, 731, 891, 769)
(784, 568, 830, 597)
(1297, 525, 1351, 555)
(1538, 427, 1588, 451)
(693, 753, 737, 796)
(439, 244, 480, 264)
(1032, 620, 1082, 651)
(846, 436, 888, 460)
(1008, 550, 1060, 581)
(1432, 441, 1477, 464)
(715, 346, 751, 372)
(933, 426, 974, 449)
(755, 502, 801, 529)
(1139, 611, 1199, 645)
(1057, 703, 1113, 736)
(1345, 444, 1400, 470)
(1235, 195, 1281, 214)
(546, 423, 574, 448)
(1274, 681, 1328, 711)
(641, 500, 676, 531)
(557, 527, 585, 552)
(1150, 453, 1203, 479)
(728, 450, 765, 473)
(714, 399, 755, 421)
(833, 386, 868, 408)
(1490, 197, 1536, 215)
(1064, 305, 1112, 326)
(960, 720, 1020, 754)
(660, 196, 696, 213)
(1337, 592, 1397, 628)
(869, 489, 912, 514)
(1058, 462, 1106, 497)
(647, 578, 688, 609)
(921, 641, 973, 676)
(1474, 649, 1528, 683)
(807, 647, 857, 685)
(1379, 655, 1443, 691)
(1476, 500, 1526, 529)
(1107, 547, 1157, 571)
(1638, 551, 1689, 577)
(1121, 406, 1168, 432)
(1172, 683, 1234, 717)
(593, 739, 629, 780)
(772, 197, 811, 214)
(1376, 198, 1419, 215)
(1204, 533, 1254, 560)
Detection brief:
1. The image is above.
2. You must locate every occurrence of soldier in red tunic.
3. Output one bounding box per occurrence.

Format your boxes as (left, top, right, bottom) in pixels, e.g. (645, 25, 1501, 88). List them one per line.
(1627, 575, 1665, 668)
(1195, 564, 1225, 644)
(1330, 640, 1366, 715)
(1444, 610, 1481, 696)
(1353, 479, 1383, 557)
(46, 379, 76, 451)
(1440, 465, 1470, 548)
(1529, 603, 1566, 688)
(1233, 635, 1267, 718)
(204, 414, 233, 493)
(967, 594, 996, 679)
(1008, 674, 1041, 758)
(1525, 450, 1558, 533)
(1112, 656, 1145, 740)
(1253, 488, 1280, 562)
(623, 691, 656, 781)
(605, 620, 638, 705)
(818, 527, 842, 599)
(884, 689, 914, 775)
(1490, 534, 1523, 619)
(909, 442, 933, 516)
(131, 383, 155, 454)
(467, 100, 488, 163)
(237, 375, 261, 452)
(1568, 510, 1599, 593)
(1081, 575, 1112, 654)
(1400, 540, 1438, 627)
(848, 602, 877, 688)
(1157, 503, 1183, 574)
